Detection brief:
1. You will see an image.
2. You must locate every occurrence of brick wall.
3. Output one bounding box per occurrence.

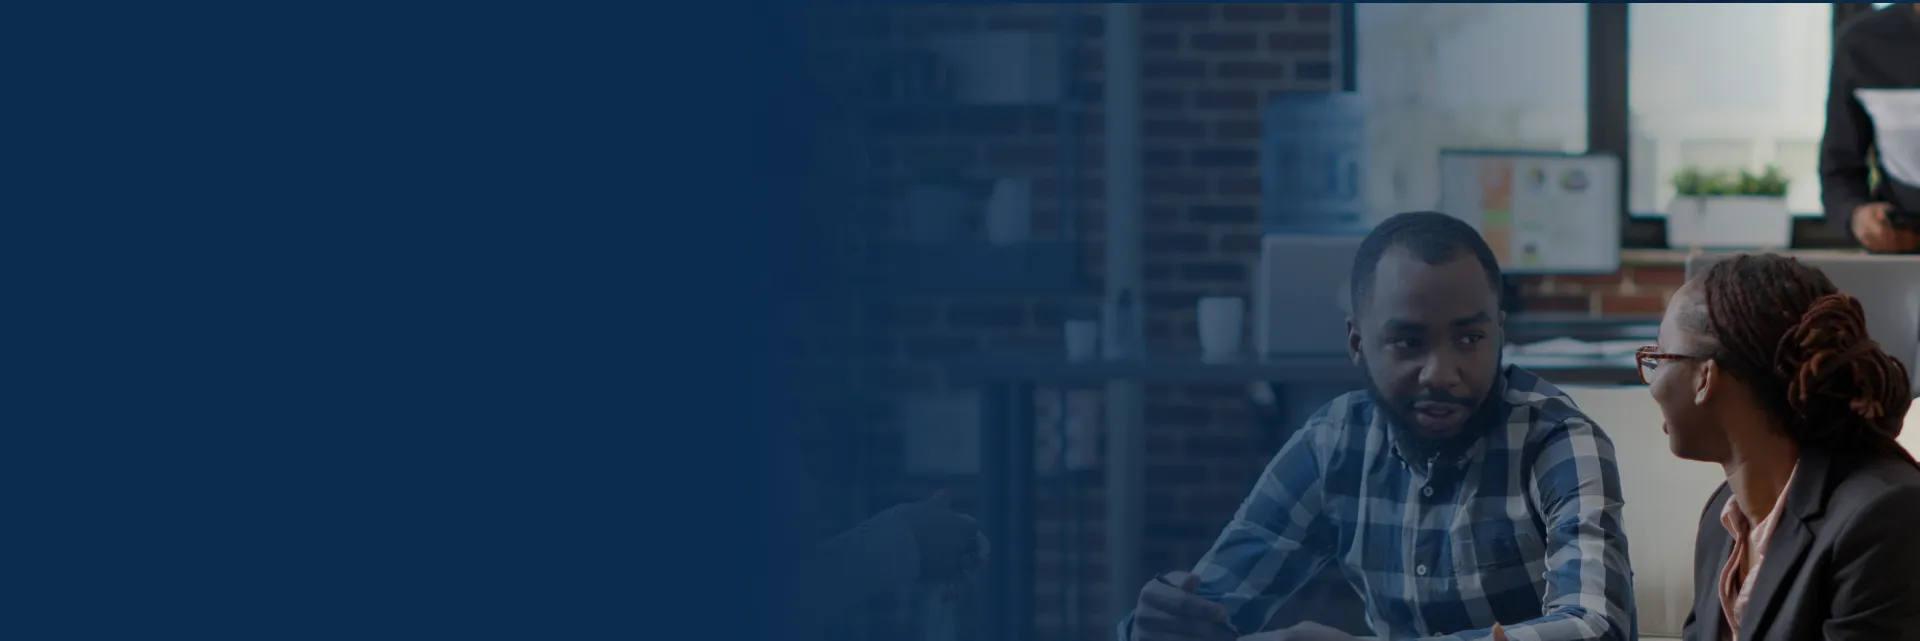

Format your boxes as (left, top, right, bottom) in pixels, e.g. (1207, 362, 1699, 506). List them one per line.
(1516, 262, 1687, 317)
(829, 5, 1672, 640)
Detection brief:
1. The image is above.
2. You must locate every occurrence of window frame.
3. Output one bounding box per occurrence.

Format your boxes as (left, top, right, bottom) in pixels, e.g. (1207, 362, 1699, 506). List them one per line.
(1603, 3, 1863, 250)
(1341, 4, 1357, 92)
(1348, 4, 1868, 249)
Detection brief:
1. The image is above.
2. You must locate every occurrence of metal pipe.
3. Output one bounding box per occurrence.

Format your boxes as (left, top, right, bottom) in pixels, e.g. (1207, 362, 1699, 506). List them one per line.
(1101, 1, 1145, 626)
(1058, 7, 1083, 640)
(1006, 382, 1034, 641)
(1061, 4, 1081, 259)
(980, 382, 1012, 641)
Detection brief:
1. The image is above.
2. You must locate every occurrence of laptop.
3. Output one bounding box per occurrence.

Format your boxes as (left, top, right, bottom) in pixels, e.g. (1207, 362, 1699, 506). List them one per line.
(1256, 234, 1366, 357)
(1685, 253, 1920, 396)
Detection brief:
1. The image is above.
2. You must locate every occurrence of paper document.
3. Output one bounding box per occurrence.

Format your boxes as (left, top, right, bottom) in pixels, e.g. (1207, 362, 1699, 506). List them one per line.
(1505, 338, 1645, 359)
(1856, 88, 1920, 188)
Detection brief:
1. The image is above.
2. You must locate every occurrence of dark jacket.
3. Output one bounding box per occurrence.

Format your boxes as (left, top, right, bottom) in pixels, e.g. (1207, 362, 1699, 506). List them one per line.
(1681, 446, 1920, 641)
(1820, 4, 1920, 232)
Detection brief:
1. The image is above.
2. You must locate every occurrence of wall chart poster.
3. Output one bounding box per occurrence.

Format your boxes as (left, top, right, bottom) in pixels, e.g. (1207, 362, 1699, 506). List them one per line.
(1440, 151, 1620, 274)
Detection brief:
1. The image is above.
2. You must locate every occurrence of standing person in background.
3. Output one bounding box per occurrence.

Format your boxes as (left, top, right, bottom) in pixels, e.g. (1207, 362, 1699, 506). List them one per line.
(808, 491, 988, 620)
(772, 36, 990, 628)
(1821, 3, 1920, 252)
(772, 425, 990, 627)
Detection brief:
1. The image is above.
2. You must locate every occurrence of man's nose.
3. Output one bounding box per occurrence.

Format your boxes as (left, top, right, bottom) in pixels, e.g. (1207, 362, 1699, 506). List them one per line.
(1418, 351, 1463, 391)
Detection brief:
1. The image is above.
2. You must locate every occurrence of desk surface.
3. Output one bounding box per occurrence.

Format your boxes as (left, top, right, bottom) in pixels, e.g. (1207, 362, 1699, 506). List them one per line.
(947, 350, 1642, 386)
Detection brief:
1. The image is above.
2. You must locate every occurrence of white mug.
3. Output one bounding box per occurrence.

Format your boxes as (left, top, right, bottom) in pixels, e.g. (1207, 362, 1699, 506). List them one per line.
(1063, 320, 1099, 361)
(1197, 296, 1246, 361)
(984, 177, 1032, 246)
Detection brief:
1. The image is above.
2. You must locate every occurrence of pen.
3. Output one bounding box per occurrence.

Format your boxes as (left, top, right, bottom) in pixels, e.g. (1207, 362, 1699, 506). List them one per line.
(1152, 573, 1241, 637)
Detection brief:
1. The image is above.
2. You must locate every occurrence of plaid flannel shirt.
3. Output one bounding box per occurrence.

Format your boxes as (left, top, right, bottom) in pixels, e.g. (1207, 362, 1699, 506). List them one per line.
(1120, 365, 1635, 641)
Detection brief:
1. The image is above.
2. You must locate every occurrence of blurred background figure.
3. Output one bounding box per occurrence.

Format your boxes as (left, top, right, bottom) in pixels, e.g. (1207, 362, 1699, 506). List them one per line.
(1821, 3, 1920, 252)
(812, 492, 989, 622)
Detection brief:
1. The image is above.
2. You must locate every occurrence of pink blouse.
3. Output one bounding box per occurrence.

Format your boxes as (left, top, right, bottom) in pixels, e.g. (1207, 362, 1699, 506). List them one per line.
(1717, 464, 1798, 641)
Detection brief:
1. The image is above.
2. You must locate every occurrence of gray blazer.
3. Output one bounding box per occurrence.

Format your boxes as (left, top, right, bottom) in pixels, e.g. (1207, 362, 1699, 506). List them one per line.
(1681, 446, 1920, 641)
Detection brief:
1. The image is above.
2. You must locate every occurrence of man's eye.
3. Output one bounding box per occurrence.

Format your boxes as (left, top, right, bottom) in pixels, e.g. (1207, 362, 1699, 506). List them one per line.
(1457, 334, 1485, 346)
(1389, 339, 1421, 350)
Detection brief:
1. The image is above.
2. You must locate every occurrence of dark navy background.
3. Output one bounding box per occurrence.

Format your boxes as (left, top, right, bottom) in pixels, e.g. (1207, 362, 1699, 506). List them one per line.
(10, 3, 809, 639)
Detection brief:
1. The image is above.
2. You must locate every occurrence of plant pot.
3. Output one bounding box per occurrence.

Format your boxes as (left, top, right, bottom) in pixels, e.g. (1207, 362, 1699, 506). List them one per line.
(1664, 196, 1791, 250)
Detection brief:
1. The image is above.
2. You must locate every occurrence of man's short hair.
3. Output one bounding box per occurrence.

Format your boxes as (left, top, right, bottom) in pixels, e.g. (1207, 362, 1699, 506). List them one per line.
(1349, 211, 1504, 316)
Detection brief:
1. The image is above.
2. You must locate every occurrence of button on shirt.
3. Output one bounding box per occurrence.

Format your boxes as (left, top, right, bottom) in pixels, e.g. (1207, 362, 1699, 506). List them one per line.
(1717, 464, 1799, 641)
(1118, 365, 1636, 641)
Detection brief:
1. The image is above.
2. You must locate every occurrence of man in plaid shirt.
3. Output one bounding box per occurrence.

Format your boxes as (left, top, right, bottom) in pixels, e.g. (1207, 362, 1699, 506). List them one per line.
(1121, 212, 1635, 641)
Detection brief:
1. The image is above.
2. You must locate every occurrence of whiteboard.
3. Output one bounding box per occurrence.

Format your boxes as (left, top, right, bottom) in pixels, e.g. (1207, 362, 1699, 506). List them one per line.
(1438, 150, 1622, 274)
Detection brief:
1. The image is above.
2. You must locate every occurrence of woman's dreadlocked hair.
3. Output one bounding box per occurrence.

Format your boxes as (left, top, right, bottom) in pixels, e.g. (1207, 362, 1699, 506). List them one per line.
(1692, 254, 1914, 461)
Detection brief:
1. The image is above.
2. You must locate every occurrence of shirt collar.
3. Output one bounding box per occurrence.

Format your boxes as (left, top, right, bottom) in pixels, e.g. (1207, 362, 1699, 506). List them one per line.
(1721, 461, 1802, 541)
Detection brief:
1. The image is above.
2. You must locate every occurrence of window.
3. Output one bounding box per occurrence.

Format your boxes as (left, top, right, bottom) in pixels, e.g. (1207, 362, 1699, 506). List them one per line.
(1353, 4, 1870, 248)
(1627, 3, 1833, 217)
(1354, 4, 1588, 223)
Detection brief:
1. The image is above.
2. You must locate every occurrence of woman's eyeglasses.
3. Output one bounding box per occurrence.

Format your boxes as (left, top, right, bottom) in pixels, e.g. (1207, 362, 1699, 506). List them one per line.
(1635, 345, 1706, 384)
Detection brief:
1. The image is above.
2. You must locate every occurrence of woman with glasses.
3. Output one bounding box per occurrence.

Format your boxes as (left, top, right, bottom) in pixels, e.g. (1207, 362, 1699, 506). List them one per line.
(1638, 253, 1920, 641)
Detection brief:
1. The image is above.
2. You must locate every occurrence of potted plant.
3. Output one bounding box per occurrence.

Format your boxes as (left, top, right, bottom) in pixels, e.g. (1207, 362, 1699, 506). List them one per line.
(1664, 165, 1792, 250)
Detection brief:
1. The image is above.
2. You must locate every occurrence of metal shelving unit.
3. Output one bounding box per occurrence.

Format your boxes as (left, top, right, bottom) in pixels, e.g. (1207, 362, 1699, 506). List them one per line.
(828, 7, 1090, 641)
(849, 8, 1087, 300)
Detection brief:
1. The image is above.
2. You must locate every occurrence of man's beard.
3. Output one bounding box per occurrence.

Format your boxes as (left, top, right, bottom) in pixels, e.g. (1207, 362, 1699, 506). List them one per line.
(1362, 357, 1504, 457)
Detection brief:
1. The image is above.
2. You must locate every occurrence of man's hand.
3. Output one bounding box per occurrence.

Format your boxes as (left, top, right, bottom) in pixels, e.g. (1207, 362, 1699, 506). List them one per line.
(939, 531, 988, 602)
(1131, 571, 1239, 641)
(1237, 622, 1361, 641)
(1238, 621, 1506, 641)
(1851, 202, 1920, 253)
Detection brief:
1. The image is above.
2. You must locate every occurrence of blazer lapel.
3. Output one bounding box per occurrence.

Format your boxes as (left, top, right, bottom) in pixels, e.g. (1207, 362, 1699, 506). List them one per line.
(1738, 449, 1834, 641)
(1693, 530, 1733, 640)
(1690, 487, 1734, 641)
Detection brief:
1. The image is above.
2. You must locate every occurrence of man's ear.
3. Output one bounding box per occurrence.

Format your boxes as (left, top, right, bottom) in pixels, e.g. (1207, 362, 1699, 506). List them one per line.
(1346, 316, 1363, 366)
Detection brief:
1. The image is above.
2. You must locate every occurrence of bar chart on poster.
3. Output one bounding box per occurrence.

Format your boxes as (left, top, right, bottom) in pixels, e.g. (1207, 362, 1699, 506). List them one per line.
(1439, 150, 1621, 274)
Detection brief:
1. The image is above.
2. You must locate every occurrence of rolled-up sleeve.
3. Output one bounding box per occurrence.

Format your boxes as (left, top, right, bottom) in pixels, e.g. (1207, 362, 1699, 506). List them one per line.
(1468, 417, 1634, 641)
